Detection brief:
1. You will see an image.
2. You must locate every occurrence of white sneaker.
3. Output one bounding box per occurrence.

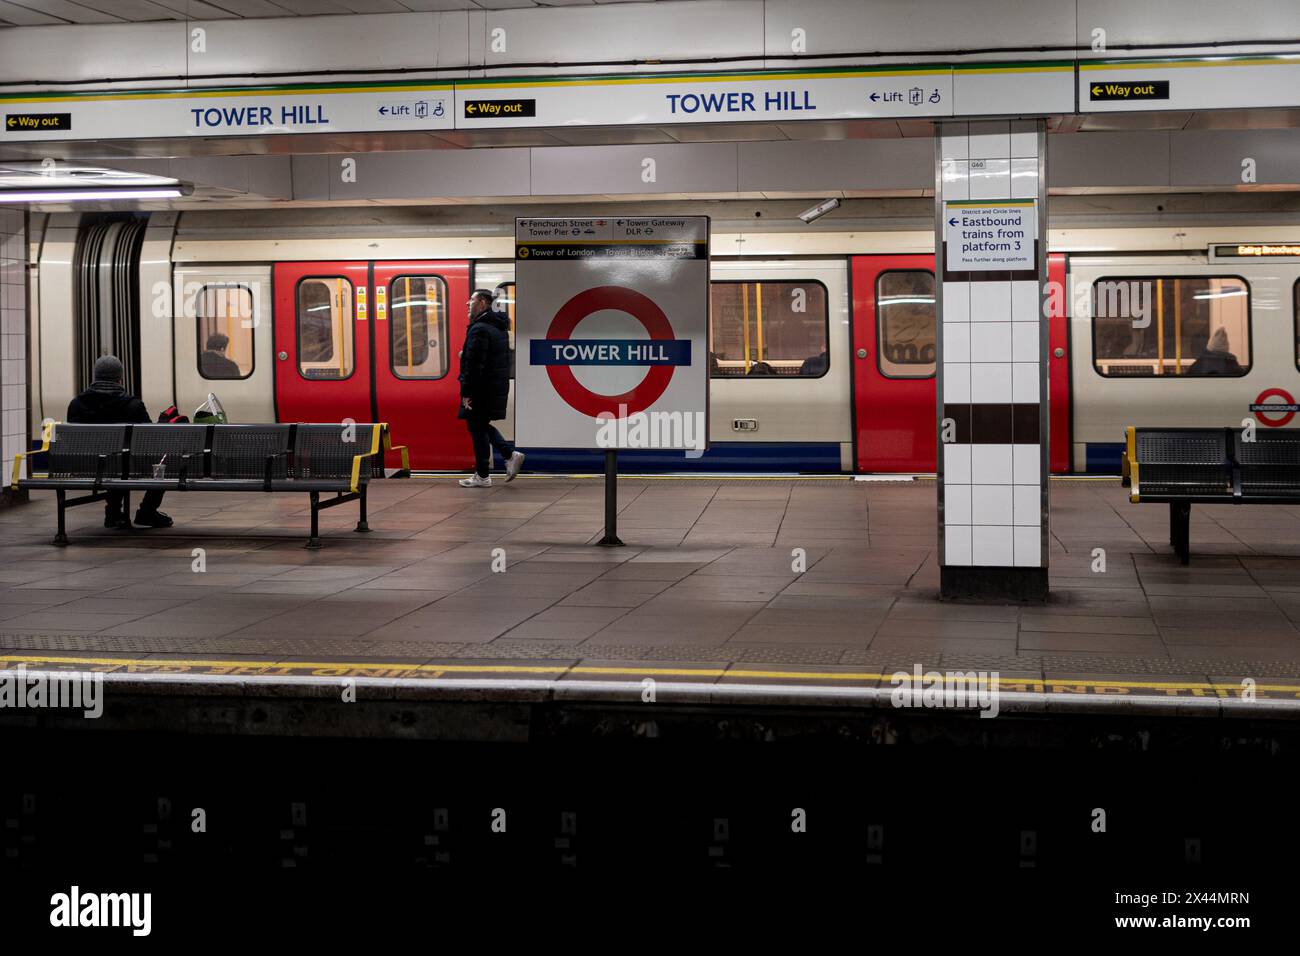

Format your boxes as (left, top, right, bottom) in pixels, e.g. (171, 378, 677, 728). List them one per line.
(459, 474, 492, 488)
(505, 451, 525, 482)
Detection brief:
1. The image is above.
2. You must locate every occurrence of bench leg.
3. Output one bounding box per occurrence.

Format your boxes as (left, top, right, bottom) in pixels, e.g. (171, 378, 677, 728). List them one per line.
(355, 484, 371, 533)
(54, 489, 68, 546)
(306, 492, 322, 549)
(1172, 501, 1191, 565)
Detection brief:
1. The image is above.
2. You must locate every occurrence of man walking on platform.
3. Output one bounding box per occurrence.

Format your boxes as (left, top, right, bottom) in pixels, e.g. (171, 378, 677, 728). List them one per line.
(457, 289, 524, 488)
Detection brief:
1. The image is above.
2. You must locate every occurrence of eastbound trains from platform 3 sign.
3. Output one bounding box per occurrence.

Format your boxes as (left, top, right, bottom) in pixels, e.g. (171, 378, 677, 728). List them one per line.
(25, 211, 1300, 475)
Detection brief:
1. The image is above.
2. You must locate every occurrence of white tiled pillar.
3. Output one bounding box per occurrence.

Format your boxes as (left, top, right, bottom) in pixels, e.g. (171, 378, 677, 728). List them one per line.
(937, 120, 1048, 601)
(1, 209, 28, 500)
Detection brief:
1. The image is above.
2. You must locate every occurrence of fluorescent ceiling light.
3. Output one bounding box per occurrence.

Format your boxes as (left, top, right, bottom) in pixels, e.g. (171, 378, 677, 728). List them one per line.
(0, 187, 188, 203)
(1193, 288, 1246, 299)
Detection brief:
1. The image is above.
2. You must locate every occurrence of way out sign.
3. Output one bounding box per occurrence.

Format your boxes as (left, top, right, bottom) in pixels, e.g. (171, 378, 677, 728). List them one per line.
(514, 216, 709, 450)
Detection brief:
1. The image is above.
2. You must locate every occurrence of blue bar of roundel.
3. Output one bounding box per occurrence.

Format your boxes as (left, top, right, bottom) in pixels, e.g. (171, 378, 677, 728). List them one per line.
(529, 339, 692, 366)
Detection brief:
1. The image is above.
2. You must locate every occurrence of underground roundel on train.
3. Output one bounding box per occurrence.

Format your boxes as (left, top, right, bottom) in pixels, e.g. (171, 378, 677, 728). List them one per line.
(514, 217, 710, 451)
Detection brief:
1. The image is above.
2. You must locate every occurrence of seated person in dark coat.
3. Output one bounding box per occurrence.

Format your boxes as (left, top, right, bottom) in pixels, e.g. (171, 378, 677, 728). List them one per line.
(65, 355, 172, 529)
(1188, 327, 1243, 376)
(199, 332, 243, 379)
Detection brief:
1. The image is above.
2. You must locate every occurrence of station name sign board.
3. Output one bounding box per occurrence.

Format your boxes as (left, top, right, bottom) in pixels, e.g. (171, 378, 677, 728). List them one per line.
(514, 216, 709, 451)
(1, 56, 1295, 143)
(0, 83, 454, 142)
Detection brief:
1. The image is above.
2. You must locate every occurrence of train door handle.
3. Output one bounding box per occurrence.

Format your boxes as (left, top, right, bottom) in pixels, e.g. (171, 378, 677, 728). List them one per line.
(278, 351, 288, 361)
(856, 348, 868, 359)
(1053, 347, 1064, 359)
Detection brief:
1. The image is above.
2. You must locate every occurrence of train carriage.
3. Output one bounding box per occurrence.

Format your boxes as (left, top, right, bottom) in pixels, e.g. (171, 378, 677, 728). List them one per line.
(28, 210, 1300, 475)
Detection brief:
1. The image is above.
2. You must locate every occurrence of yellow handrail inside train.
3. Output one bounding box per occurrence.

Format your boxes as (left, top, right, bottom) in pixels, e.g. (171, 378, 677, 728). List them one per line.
(741, 282, 751, 374)
(404, 276, 413, 376)
(1174, 278, 1181, 375)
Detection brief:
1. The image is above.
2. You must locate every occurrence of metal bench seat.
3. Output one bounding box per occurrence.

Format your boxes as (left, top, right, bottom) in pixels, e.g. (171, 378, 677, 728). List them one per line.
(12, 420, 409, 548)
(1125, 425, 1300, 563)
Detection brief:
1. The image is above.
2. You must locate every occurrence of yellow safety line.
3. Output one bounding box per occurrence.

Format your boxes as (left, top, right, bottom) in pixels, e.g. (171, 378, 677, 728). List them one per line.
(1, 654, 1296, 693)
(0, 83, 453, 104)
(754, 281, 764, 363)
(1080, 56, 1298, 71)
(465, 68, 954, 91)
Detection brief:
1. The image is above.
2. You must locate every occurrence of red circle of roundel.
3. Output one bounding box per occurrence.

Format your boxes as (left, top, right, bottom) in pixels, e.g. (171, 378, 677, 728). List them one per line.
(1254, 387, 1297, 428)
(545, 285, 676, 419)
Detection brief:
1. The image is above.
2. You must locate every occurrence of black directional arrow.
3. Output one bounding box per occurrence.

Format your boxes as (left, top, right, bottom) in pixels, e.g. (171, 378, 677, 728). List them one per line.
(869, 93, 880, 102)
(948, 217, 958, 227)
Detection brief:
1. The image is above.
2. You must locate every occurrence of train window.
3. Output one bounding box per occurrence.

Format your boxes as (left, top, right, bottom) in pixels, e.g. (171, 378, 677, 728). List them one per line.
(195, 284, 254, 381)
(1092, 276, 1251, 377)
(296, 277, 354, 380)
(496, 282, 516, 380)
(389, 275, 449, 379)
(1294, 279, 1300, 371)
(709, 281, 829, 378)
(876, 271, 936, 378)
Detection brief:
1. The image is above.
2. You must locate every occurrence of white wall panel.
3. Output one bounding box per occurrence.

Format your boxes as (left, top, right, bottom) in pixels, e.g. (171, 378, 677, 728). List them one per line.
(480, 1, 765, 74)
(1077, 0, 1300, 54)
(763, 0, 1077, 60)
(0, 22, 187, 86)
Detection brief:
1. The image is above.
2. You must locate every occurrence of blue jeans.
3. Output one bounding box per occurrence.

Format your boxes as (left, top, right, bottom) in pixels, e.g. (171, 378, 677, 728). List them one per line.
(465, 412, 514, 478)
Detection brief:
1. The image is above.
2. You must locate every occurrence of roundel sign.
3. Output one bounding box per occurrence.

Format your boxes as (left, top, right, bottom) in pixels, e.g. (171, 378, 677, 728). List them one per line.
(543, 286, 679, 418)
(1250, 388, 1299, 427)
(513, 216, 710, 450)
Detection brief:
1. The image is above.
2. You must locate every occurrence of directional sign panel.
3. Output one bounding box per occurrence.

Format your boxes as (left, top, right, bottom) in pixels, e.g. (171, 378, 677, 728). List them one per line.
(0, 83, 453, 142)
(944, 201, 1037, 273)
(1079, 56, 1300, 112)
(459, 70, 953, 128)
(514, 217, 709, 450)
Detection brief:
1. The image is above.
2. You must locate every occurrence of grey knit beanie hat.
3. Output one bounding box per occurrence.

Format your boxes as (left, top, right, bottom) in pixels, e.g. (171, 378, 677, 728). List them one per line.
(93, 355, 124, 383)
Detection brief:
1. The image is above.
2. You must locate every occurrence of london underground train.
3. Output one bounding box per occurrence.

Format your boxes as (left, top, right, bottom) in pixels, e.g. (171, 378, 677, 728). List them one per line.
(26, 210, 1300, 475)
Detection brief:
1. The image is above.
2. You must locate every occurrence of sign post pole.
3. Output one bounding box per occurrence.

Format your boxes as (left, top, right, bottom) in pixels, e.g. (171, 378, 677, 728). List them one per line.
(599, 450, 623, 547)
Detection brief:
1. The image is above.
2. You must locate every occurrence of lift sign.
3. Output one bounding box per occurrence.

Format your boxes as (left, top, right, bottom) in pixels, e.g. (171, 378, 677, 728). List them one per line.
(944, 201, 1036, 272)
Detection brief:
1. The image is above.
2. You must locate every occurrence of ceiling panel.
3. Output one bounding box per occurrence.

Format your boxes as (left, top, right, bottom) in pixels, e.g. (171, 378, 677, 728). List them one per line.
(0, 0, 734, 26)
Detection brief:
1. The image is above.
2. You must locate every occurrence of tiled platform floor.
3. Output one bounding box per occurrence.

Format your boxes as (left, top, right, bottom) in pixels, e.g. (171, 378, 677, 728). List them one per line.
(2, 476, 1300, 685)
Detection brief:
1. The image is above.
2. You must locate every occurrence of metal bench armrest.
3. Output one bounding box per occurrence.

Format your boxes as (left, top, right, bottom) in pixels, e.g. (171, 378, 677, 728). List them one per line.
(93, 454, 109, 491)
(381, 423, 411, 476)
(264, 450, 289, 492)
(11, 420, 55, 491)
(348, 426, 385, 493)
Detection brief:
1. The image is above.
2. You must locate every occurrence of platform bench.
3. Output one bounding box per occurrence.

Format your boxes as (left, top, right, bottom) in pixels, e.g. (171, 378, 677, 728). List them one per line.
(1122, 425, 1300, 564)
(11, 422, 410, 549)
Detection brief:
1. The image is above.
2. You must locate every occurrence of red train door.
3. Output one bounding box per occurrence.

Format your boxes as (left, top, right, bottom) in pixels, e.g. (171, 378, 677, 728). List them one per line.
(851, 253, 1071, 474)
(274, 261, 373, 428)
(1046, 252, 1070, 474)
(853, 255, 937, 472)
(372, 261, 474, 470)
